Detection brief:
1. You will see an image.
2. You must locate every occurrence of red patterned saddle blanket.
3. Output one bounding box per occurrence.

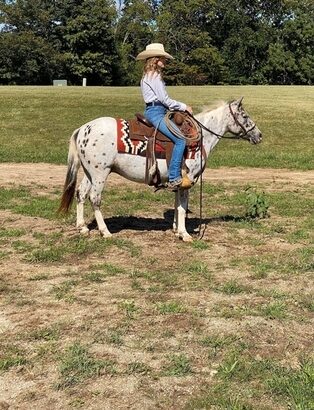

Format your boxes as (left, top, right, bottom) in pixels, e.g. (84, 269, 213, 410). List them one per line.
(116, 113, 203, 187)
(117, 118, 167, 159)
(116, 115, 200, 161)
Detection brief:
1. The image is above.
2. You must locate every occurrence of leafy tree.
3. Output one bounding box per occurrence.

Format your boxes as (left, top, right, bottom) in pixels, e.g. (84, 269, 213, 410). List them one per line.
(59, 0, 119, 85)
(188, 46, 227, 84)
(205, 0, 283, 84)
(0, 0, 119, 85)
(0, 0, 313, 85)
(261, 0, 314, 84)
(283, 0, 313, 84)
(0, 0, 58, 40)
(262, 43, 297, 84)
(115, 0, 157, 85)
(0, 31, 62, 84)
(157, 0, 226, 84)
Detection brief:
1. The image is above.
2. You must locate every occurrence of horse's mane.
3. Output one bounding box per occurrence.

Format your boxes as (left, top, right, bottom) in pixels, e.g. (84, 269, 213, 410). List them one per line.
(201, 100, 227, 113)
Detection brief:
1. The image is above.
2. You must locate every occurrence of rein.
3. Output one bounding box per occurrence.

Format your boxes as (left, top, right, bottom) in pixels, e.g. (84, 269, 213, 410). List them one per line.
(190, 102, 256, 240)
(197, 129, 206, 239)
(188, 103, 256, 140)
(189, 113, 224, 139)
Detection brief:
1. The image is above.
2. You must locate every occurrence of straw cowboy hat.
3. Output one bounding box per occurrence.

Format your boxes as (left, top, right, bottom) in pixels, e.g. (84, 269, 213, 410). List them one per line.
(136, 43, 174, 61)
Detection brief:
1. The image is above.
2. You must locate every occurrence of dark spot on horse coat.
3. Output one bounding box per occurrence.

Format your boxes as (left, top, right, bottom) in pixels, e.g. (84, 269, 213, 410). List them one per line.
(84, 125, 92, 135)
(102, 153, 106, 156)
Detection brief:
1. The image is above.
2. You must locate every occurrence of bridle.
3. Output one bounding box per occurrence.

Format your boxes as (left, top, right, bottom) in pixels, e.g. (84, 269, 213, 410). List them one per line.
(190, 102, 257, 240)
(190, 103, 257, 140)
(190, 102, 258, 240)
(228, 103, 257, 139)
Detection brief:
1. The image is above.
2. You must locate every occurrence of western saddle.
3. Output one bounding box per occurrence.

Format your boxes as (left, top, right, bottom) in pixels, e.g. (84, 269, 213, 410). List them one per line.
(128, 112, 199, 187)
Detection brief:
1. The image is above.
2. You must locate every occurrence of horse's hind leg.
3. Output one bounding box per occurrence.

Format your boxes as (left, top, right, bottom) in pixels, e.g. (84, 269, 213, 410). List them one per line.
(89, 168, 112, 238)
(77, 175, 91, 234)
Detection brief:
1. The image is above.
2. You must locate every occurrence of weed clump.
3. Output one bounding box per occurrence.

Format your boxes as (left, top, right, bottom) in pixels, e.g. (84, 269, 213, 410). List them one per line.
(57, 342, 115, 389)
(245, 187, 269, 219)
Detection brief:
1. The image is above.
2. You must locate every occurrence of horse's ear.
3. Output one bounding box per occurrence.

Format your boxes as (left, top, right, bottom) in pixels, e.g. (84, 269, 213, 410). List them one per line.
(237, 97, 244, 107)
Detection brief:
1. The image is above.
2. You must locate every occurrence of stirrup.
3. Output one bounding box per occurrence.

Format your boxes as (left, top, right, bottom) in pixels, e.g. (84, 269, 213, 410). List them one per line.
(181, 175, 193, 189)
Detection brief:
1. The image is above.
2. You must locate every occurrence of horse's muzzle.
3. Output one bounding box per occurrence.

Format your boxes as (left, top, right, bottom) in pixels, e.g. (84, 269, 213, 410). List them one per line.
(250, 132, 262, 145)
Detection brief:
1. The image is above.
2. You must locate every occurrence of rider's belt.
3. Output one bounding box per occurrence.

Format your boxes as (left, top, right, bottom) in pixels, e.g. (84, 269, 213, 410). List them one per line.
(146, 101, 164, 107)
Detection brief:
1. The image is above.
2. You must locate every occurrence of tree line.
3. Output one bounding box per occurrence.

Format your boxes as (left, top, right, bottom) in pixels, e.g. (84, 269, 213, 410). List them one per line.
(0, 0, 313, 86)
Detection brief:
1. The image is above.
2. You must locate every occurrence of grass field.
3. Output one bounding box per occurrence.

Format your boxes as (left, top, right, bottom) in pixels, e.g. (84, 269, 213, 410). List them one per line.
(0, 85, 313, 168)
(0, 86, 313, 409)
(0, 164, 313, 409)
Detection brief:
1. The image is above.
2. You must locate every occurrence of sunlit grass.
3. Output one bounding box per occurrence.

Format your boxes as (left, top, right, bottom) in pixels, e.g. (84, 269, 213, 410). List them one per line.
(0, 134, 312, 409)
(0, 85, 313, 168)
(57, 342, 116, 389)
(187, 354, 314, 410)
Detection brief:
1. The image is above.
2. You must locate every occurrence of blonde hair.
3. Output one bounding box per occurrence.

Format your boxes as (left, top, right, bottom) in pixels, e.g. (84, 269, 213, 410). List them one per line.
(143, 57, 163, 77)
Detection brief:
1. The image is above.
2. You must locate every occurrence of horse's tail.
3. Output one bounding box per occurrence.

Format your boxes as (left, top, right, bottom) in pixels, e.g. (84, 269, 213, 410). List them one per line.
(58, 128, 80, 214)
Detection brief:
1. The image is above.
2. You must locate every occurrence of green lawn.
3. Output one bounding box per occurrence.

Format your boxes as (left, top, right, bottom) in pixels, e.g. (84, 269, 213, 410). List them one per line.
(0, 176, 313, 409)
(0, 85, 313, 168)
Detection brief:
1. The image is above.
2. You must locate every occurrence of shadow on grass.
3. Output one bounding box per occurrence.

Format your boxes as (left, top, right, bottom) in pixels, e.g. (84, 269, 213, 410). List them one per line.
(87, 210, 247, 234)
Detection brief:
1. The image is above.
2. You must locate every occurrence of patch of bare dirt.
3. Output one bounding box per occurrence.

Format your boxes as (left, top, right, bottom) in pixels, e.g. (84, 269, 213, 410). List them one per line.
(1, 162, 313, 189)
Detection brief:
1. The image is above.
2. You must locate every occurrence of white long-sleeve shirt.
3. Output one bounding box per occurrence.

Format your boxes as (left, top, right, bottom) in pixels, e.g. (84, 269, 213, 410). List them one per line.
(141, 72, 187, 111)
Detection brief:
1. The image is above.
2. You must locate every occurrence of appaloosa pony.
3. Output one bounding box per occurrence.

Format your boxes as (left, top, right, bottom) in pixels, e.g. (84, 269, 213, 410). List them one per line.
(59, 98, 262, 241)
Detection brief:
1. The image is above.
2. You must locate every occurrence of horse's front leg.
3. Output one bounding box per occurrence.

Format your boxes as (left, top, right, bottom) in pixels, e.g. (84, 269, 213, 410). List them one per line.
(175, 188, 193, 242)
(173, 191, 179, 233)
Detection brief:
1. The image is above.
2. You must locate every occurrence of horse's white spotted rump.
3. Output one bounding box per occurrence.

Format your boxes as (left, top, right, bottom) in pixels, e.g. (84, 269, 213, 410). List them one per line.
(59, 98, 262, 241)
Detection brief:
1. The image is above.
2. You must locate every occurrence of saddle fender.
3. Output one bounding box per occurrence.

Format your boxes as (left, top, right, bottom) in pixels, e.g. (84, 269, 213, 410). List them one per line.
(125, 112, 200, 188)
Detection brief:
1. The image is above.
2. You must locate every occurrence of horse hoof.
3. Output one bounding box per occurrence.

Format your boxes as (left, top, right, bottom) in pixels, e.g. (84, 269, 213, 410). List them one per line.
(182, 234, 193, 242)
(177, 232, 193, 242)
(79, 227, 90, 235)
(100, 231, 112, 238)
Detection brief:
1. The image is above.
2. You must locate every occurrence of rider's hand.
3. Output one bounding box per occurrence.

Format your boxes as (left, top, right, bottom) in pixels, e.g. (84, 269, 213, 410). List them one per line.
(186, 105, 193, 115)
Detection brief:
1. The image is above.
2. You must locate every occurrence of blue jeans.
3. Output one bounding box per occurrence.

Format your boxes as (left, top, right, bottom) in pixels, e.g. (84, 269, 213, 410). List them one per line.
(144, 105, 186, 182)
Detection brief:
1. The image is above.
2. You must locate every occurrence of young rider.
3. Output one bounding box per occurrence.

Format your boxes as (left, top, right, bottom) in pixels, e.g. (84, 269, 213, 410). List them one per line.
(136, 43, 193, 190)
